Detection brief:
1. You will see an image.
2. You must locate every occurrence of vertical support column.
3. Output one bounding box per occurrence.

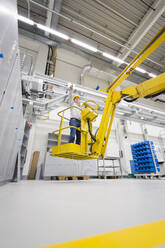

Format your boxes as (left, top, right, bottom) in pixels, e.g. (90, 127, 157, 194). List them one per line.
(115, 119, 130, 175)
(158, 134, 165, 161)
(141, 124, 148, 141)
(57, 111, 64, 151)
(34, 43, 49, 75)
(101, 104, 116, 157)
(149, 141, 159, 174)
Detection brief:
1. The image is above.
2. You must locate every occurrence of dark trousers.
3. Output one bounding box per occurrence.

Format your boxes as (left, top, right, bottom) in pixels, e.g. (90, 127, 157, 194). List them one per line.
(69, 118, 81, 145)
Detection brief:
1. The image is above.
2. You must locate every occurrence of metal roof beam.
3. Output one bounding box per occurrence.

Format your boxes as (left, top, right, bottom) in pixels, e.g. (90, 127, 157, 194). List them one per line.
(45, 0, 55, 36)
(51, 0, 63, 29)
(115, 0, 165, 66)
(19, 27, 57, 46)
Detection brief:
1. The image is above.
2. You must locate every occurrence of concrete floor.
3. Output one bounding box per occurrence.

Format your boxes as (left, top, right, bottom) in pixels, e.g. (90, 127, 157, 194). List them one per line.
(0, 179, 165, 248)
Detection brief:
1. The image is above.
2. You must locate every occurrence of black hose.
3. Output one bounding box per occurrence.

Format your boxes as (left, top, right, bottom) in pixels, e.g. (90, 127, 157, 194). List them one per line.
(154, 99, 165, 103)
(45, 46, 51, 75)
(144, 90, 165, 99)
(123, 98, 138, 102)
(87, 119, 96, 142)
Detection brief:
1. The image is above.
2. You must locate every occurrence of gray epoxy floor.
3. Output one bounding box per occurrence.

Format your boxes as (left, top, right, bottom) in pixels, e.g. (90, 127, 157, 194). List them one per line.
(0, 179, 165, 248)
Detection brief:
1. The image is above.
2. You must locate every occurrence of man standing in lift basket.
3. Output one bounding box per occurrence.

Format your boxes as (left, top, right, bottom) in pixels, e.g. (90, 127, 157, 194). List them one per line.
(68, 84, 81, 145)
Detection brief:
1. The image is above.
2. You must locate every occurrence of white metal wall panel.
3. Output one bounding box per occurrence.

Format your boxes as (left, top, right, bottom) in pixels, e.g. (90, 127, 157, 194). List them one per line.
(0, 0, 23, 182)
(0, 0, 19, 103)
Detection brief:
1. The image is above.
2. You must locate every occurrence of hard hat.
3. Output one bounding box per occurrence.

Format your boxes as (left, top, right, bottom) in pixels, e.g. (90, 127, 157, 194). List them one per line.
(73, 95, 80, 101)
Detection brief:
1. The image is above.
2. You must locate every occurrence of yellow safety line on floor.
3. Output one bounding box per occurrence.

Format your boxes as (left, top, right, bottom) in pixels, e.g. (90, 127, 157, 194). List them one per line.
(40, 219, 165, 248)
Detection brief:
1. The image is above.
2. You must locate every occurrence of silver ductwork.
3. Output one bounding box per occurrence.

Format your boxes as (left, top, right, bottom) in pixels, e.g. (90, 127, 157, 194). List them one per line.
(21, 73, 165, 127)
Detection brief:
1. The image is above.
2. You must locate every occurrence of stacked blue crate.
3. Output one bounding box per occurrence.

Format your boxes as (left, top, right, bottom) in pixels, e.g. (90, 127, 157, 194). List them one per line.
(130, 141, 160, 174)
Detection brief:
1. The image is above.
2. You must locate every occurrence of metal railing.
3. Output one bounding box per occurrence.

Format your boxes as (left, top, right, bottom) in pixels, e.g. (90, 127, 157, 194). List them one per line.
(52, 105, 84, 148)
(52, 100, 99, 149)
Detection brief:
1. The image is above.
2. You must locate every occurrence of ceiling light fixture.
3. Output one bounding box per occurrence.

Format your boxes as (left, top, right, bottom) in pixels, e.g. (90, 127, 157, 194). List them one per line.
(148, 73, 157, 78)
(102, 52, 125, 64)
(71, 38, 98, 52)
(17, 15, 34, 25)
(37, 24, 69, 40)
(17, 16, 160, 78)
(135, 67, 146, 73)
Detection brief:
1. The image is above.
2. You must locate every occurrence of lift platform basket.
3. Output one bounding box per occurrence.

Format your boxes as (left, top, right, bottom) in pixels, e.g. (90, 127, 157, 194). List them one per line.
(51, 143, 97, 160)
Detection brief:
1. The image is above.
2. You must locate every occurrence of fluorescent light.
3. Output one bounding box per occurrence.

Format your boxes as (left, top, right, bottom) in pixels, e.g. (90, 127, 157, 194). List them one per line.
(135, 67, 146, 73)
(37, 24, 69, 40)
(17, 15, 34, 25)
(102, 52, 125, 64)
(71, 38, 98, 52)
(148, 73, 157, 78)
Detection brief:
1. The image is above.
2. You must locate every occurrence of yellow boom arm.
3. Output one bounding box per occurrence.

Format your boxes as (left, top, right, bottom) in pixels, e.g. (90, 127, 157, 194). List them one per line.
(91, 26, 165, 158)
(122, 72, 165, 100)
(92, 72, 165, 158)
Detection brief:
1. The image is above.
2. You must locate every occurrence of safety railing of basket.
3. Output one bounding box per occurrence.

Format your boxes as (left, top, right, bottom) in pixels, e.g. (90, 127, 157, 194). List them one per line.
(52, 105, 84, 147)
(52, 101, 99, 147)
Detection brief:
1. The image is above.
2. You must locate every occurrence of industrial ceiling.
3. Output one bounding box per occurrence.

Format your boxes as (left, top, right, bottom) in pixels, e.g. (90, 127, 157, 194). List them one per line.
(17, 0, 165, 76)
(18, 0, 165, 126)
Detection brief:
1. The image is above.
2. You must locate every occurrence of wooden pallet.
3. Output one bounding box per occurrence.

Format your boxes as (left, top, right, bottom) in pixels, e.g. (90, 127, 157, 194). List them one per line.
(55, 176, 89, 181)
(134, 174, 161, 179)
(98, 176, 122, 179)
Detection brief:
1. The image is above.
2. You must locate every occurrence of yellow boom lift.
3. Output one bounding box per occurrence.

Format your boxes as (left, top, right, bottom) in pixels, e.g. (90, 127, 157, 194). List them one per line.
(51, 26, 165, 160)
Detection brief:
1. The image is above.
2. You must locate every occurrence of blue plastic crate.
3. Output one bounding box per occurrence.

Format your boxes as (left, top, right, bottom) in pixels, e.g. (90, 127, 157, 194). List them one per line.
(130, 141, 159, 174)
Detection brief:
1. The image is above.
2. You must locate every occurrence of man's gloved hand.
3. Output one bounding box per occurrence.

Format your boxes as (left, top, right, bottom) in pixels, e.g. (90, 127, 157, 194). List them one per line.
(69, 84, 73, 91)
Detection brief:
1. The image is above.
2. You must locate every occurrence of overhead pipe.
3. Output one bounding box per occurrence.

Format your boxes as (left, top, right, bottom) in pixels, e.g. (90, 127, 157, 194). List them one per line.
(22, 74, 165, 126)
(26, 0, 30, 19)
(80, 64, 92, 85)
(24, 95, 165, 126)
